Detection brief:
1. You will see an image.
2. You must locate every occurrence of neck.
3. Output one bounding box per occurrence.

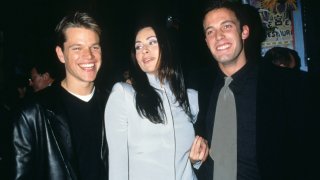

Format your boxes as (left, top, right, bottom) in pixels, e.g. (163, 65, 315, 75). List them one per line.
(219, 52, 247, 77)
(220, 63, 245, 77)
(60, 79, 94, 96)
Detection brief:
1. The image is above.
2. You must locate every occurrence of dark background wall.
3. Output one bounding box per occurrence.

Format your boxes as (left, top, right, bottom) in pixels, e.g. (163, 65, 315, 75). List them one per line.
(302, 0, 320, 74)
(0, 0, 319, 93)
(0, 0, 213, 92)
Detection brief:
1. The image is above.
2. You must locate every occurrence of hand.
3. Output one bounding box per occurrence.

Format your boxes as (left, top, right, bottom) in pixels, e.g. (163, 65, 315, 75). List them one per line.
(189, 135, 209, 164)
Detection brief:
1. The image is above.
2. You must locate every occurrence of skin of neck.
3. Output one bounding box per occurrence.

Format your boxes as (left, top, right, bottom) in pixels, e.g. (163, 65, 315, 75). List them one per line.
(61, 78, 94, 96)
(219, 51, 247, 77)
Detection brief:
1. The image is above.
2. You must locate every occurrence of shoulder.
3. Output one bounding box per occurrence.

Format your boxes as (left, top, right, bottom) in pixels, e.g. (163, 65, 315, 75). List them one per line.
(106, 82, 135, 106)
(187, 88, 198, 102)
(258, 63, 300, 87)
(94, 87, 110, 105)
(105, 82, 135, 116)
(111, 82, 135, 95)
(19, 85, 57, 110)
(14, 85, 63, 120)
(12, 96, 46, 129)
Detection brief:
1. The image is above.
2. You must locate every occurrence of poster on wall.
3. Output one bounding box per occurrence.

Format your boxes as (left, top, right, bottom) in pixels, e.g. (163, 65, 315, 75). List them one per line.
(248, 0, 298, 55)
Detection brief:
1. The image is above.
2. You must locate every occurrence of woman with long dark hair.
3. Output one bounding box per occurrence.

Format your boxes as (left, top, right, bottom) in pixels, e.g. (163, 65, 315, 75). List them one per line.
(105, 18, 208, 180)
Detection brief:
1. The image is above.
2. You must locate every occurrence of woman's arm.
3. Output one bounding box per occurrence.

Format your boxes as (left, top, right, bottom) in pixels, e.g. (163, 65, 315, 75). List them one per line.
(105, 83, 130, 180)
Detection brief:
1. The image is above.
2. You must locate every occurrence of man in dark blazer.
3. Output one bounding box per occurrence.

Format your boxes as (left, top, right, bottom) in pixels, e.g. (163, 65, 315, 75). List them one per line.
(197, 1, 308, 180)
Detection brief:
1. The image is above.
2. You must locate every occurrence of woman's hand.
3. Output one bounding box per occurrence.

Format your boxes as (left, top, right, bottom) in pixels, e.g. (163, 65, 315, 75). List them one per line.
(189, 135, 209, 164)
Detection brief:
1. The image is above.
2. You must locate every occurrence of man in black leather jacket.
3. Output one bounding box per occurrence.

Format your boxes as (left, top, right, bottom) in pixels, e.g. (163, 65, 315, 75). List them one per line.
(12, 12, 108, 180)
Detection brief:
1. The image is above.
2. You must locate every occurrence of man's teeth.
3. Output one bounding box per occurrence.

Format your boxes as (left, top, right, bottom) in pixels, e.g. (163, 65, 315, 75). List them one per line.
(217, 44, 230, 50)
(80, 64, 94, 68)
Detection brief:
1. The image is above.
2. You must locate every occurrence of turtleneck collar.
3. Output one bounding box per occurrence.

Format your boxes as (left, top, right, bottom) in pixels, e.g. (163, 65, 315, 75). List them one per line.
(146, 73, 168, 90)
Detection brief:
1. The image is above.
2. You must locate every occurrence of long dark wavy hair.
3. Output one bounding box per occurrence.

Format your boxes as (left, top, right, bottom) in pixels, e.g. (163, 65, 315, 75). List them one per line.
(130, 17, 192, 124)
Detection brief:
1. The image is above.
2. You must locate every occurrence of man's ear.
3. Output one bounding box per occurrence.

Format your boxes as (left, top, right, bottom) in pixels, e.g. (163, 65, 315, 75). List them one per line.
(55, 46, 65, 63)
(42, 72, 50, 80)
(241, 25, 249, 40)
(205, 36, 210, 47)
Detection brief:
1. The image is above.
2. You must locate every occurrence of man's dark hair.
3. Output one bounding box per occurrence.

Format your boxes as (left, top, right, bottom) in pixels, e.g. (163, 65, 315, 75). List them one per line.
(31, 59, 57, 79)
(264, 47, 301, 70)
(55, 11, 101, 49)
(202, 1, 247, 30)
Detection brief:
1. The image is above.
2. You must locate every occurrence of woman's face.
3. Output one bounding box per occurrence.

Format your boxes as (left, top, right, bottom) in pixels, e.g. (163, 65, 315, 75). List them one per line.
(134, 27, 160, 75)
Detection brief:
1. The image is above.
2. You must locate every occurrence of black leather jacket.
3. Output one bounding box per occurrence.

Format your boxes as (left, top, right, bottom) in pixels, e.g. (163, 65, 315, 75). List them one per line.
(12, 85, 108, 180)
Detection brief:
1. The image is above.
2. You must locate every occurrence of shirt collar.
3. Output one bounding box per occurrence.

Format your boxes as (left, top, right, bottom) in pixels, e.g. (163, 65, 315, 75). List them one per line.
(218, 62, 257, 93)
(65, 86, 95, 102)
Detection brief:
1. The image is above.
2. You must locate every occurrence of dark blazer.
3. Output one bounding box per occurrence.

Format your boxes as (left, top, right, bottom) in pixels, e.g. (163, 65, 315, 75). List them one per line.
(196, 63, 307, 180)
(12, 84, 109, 180)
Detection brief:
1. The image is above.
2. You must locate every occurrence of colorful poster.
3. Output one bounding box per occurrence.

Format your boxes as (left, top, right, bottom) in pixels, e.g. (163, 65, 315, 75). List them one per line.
(249, 0, 298, 55)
